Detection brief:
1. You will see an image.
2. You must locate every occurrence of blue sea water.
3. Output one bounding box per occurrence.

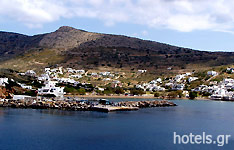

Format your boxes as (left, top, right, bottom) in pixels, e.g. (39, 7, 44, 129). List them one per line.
(1, 99, 234, 150)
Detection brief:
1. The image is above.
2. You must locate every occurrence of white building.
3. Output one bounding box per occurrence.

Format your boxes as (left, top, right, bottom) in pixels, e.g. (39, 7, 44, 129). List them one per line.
(71, 75, 82, 79)
(100, 72, 111, 76)
(149, 80, 157, 84)
(25, 70, 36, 77)
(165, 82, 173, 87)
(207, 71, 218, 76)
(138, 70, 147, 73)
(19, 83, 32, 90)
(188, 77, 198, 83)
(38, 74, 50, 81)
(185, 72, 192, 76)
(156, 78, 162, 83)
(45, 68, 50, 73)
(91, 73, 98, 77)
(58, 67, 63, 74)
(98, 87, 105, 91)
(183, 91, 189, 97)
(38, 81, 65, 98)
(103, 78, 111, 81)
(172, 84, 185, 91)
(51, 68, 58, 73)
(75, 70, 85, 74)
(210, 88, 228, 100)
(226, 68, 234, 73)
(13, 95, 32, 100)
(167, 67, 172, 70)
(0, 78, 8, 86)
(57, 78, 76, 84)
(174, 74, 185, 82)
(136, 82, 165, 92)
(223, 78, 234, 84)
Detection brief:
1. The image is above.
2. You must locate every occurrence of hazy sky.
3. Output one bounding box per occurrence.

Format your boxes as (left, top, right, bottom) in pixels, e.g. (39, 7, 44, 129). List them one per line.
(1, 0, 234, 52)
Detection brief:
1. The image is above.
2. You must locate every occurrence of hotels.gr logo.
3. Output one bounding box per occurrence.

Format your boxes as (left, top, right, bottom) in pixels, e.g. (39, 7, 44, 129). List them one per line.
(173, 132, 231, 147)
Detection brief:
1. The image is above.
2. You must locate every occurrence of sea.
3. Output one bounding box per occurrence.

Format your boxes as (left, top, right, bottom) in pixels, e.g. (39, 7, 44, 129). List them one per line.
(0, 98, 234, 150)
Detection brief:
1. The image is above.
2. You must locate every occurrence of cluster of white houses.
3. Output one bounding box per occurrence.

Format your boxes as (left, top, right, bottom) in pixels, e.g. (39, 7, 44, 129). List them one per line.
(18, 67, 123, 99)
(136, 78, 165, 92)
(136, 72, 196, 92)
(36, 67, 85, 98)
(135, 69, 234, 100)
(2, 66, 234, 101)
(194, 78, 234, 100)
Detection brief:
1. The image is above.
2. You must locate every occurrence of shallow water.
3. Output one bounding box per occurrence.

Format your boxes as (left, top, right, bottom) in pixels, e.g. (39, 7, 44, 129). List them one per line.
(0, 99, 234, 150)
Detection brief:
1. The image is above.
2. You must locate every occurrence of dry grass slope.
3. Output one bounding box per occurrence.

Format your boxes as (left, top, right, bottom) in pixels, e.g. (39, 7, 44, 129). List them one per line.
(0, 49, 64, 72)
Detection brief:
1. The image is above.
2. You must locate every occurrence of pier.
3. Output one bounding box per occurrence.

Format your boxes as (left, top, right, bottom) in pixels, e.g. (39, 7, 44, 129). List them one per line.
(91, 105, 139, 112)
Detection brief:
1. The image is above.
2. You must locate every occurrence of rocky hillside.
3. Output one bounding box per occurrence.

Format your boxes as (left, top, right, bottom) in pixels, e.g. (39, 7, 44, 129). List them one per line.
(0, 26, 234, 73)
(38, 26, 102, 50)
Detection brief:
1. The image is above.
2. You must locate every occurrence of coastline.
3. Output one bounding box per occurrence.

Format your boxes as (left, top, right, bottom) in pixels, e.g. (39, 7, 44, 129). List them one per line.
(68, 95, 211, 101)
(73, 95, 157, 99)
(0, 99, 177, 112)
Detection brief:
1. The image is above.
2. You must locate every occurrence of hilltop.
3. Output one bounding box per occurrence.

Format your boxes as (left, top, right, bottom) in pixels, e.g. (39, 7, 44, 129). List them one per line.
(0, 26, 234, 73)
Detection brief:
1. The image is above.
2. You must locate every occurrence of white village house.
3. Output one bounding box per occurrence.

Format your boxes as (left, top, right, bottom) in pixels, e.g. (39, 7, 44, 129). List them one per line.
(18, 83, 32, 90)
(207, 71, 218, 76)
(25, 70, 36, 77)
(138, 70, 147, 74)
(38, 81, 65, 98)
(0, 78, 8, 87)
(188, 77, 198, 83)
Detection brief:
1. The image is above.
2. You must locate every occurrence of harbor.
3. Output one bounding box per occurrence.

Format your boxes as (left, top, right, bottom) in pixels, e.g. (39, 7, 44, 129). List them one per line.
(0, 99, 177, 112)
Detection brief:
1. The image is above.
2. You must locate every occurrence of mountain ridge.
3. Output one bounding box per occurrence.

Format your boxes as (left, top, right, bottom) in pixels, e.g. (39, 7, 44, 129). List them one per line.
(0, 26, 234, 73)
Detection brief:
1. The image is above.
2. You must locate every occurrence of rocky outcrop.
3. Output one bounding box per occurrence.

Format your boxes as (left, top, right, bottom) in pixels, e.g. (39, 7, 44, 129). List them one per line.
(0, 87, 12, 99)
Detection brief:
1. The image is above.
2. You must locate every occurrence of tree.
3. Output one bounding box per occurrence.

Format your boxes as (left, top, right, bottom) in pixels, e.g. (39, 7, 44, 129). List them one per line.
(64, 86, 77, 93)
(43, 94, 56, 98)
(189, 91, 197, 99)
(202, 92, 211, 97)
(5, 79, 20, 90)
(103, 87, 114, 95)
(130, 89, 145, 95)
(77, 88, 86, 95)
(114, 87, 124, 94)
(167, 91, 178, 98)
(154, 92, 160, 97)
(176, 90, 183, 98)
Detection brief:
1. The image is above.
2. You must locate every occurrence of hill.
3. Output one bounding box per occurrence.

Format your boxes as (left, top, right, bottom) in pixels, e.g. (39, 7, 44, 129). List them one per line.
(0, 26, 234, 73)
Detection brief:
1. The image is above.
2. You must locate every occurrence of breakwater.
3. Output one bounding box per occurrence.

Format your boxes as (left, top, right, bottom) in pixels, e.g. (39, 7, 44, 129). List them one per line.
(116, 100, 177, 108)
(0, 99, 176, 112)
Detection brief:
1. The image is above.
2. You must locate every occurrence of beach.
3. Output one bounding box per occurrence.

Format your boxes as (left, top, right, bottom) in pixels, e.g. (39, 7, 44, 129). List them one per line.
(67, 94, 211, 101)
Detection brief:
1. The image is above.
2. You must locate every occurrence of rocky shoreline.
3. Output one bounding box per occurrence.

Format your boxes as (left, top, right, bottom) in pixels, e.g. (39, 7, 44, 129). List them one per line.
(0, 99, 177, 112)
(116, 100, 177, 108)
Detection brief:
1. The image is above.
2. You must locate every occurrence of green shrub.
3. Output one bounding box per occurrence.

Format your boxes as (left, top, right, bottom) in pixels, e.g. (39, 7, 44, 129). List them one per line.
(64, 86, 77, 93)
(130, 89, 145, 95)
(77, 88, 86, 95)
(114, 87, 124, 94)
(25, 90, 37, 96)
(154, 92, 160, 97)
(189, 91, 197, 99)
(167, 91, 178, 98)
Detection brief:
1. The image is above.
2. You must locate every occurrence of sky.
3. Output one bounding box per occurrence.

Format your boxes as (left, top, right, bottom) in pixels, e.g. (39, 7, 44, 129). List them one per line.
(1, 0, 234, 52)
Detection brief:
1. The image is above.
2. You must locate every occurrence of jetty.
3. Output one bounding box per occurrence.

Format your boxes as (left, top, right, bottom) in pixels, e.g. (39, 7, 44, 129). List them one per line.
(91, 105, 139, 112)
(0, 99, 176, 112)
